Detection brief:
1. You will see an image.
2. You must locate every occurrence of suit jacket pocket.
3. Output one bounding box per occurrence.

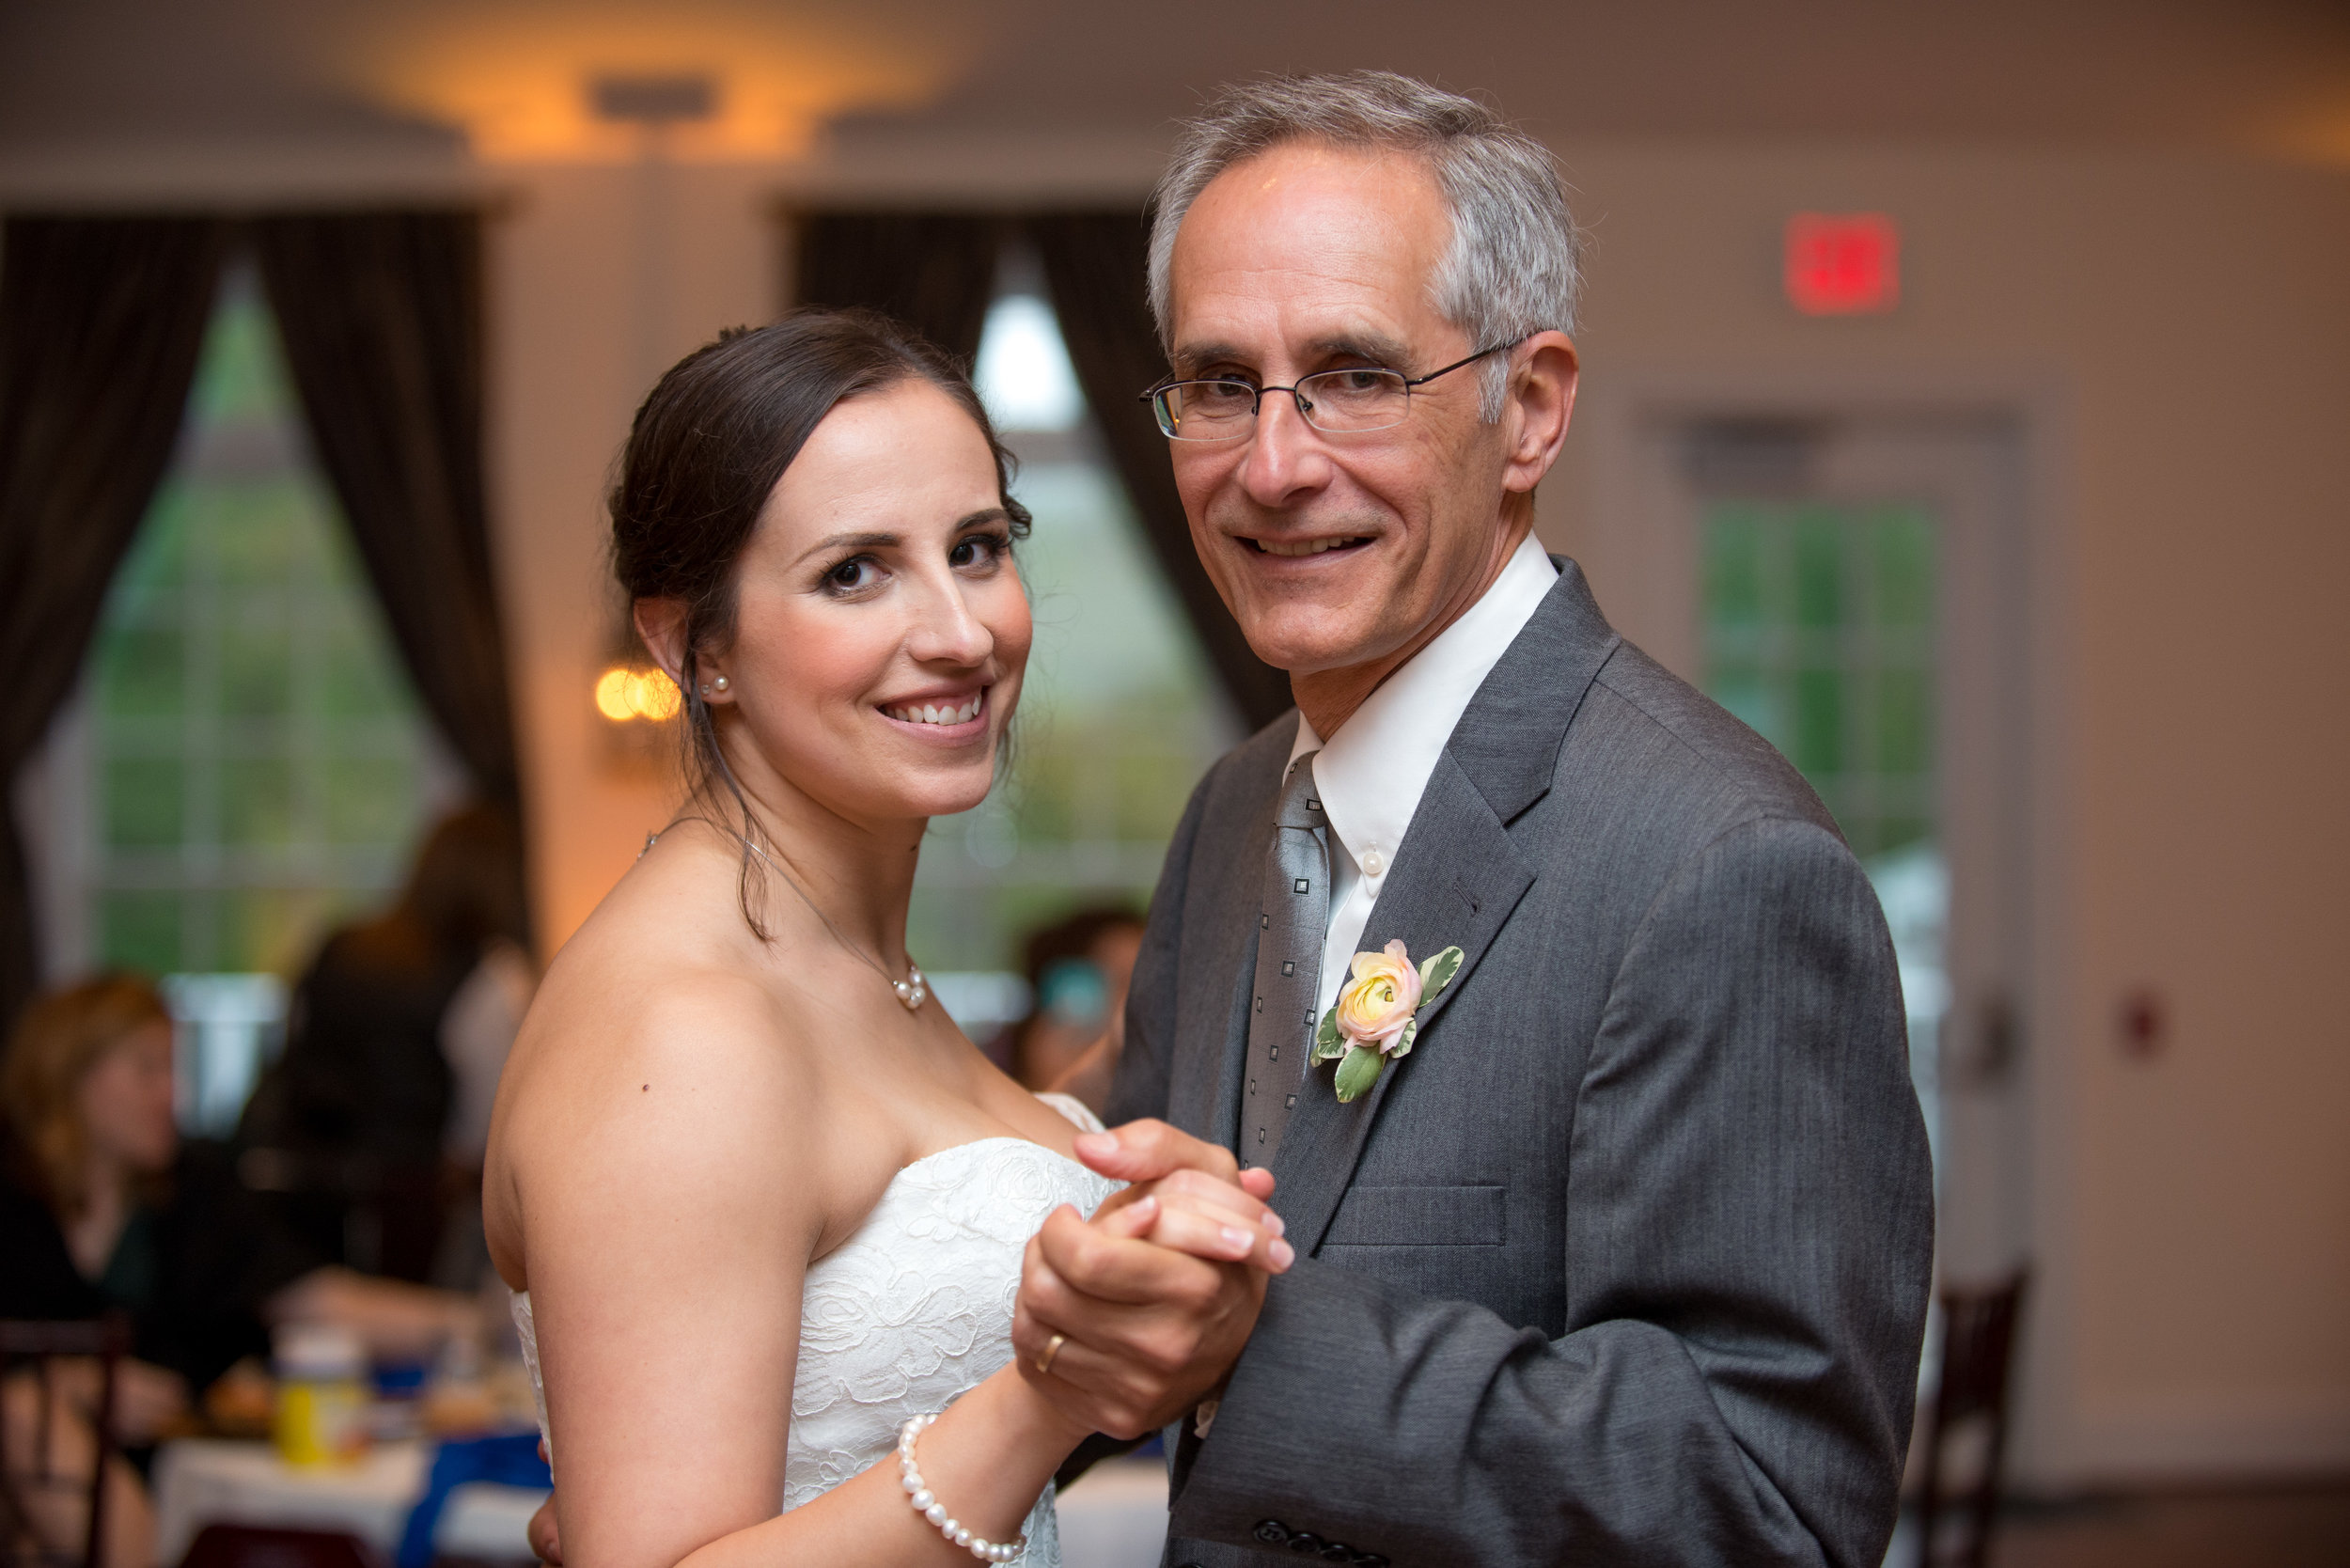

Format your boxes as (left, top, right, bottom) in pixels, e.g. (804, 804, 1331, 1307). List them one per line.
(1321, 1184, 1506, 1247)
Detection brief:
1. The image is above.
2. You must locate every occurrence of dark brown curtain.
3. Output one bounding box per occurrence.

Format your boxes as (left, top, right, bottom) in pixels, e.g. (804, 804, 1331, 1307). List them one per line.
(791, 212, 1003, 366)
(252, 213, 525, 841)
(1026, 212, 1292, 730)
(0, 215, 228, 1030)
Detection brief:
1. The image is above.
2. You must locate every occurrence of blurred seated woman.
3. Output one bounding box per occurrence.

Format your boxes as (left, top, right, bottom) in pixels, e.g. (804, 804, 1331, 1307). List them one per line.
(2, 976, 479, 1565)
(242, 804, 533, 1286)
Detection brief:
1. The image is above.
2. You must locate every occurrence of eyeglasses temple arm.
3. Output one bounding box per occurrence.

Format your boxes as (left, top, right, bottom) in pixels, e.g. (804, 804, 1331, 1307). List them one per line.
(1403, 338, 1526, 389)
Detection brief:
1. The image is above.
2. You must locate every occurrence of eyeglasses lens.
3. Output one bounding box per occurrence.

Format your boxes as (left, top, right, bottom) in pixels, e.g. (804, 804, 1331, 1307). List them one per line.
(1155, 369, 1412, 441)
(1295, 368, 1410, 432)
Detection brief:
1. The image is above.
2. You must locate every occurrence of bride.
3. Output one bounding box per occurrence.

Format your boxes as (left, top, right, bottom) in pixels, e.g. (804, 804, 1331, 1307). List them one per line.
(483, 310, 1287, 1568)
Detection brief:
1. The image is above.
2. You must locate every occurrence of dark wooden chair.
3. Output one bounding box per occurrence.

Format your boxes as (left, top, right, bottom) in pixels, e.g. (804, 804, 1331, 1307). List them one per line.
(1914, 1268, 2029, 1568)
(178, 1524, 384, 1568)
(0, 1317, 131, 1568)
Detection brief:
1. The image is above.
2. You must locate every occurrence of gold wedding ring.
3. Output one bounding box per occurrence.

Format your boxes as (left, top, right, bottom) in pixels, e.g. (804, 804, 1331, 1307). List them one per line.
(1036, 1332, 1068, 1375)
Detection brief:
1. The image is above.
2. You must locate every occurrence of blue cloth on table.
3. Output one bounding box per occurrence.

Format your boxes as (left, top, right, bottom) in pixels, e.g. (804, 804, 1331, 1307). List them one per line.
(397, 1434, 552, 1568)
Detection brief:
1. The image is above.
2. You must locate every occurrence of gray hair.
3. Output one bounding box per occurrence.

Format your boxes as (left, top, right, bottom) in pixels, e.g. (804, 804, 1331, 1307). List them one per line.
(1148, 71, 1583, 419)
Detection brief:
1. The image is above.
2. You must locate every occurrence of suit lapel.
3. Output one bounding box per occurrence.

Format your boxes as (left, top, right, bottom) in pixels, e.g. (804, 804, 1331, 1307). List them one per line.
(1264, 559, 1624, 1255)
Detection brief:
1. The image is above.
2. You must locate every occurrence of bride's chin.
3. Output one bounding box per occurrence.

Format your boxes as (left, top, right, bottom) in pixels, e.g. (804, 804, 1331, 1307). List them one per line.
(881, 768, 999, 823)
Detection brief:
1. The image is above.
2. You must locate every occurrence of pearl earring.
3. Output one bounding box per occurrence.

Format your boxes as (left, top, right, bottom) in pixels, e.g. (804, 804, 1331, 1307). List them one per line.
(713, 675, 729, 692)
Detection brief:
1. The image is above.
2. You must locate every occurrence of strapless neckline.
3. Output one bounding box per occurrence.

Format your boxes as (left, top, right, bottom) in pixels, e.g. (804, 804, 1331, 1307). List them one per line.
(893, 1131, 1092, 1181)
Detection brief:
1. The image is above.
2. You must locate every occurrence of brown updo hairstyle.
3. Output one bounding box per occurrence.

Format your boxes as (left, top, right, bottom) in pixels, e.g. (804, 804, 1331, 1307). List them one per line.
(609, 307, 1031, 934)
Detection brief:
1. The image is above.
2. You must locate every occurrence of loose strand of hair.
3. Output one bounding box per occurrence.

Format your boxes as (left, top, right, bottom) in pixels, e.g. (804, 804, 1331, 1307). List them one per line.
(675, 645, 776, 943)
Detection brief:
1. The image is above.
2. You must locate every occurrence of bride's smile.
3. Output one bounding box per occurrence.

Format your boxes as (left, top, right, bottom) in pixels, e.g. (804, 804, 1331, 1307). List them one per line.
(877, 686, 990, 736)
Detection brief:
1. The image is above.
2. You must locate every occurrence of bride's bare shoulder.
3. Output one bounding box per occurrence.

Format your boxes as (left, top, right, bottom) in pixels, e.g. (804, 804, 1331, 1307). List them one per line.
(483, 849, 843, 1287)
(491, 834, 827, 1184)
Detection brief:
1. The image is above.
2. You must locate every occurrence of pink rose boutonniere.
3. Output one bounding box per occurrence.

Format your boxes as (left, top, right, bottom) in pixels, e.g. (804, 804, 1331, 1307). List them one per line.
(1310, 939, 1465, 1103)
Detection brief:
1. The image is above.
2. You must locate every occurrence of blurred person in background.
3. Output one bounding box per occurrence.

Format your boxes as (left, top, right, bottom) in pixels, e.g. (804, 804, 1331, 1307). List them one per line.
(1004, 905, 1144, 1113)
(241, 804, 532, 1286)
(2, 975, 477, 1566)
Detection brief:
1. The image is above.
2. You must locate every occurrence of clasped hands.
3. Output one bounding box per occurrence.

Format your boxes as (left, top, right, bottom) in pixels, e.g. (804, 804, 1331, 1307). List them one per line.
(1010, 1120, 1291, 1441)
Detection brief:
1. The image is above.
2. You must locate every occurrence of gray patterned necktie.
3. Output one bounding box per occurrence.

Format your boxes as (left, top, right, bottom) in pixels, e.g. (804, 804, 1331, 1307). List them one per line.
(1243, 751, 1329, 1168)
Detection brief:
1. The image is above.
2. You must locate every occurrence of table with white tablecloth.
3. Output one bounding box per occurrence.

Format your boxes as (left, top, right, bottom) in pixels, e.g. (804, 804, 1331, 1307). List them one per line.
(152, 1440, 547, 1565)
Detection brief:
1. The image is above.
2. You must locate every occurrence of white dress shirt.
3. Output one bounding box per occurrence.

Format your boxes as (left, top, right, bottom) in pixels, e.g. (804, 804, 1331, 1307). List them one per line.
(1288, 530, 1559, 1011)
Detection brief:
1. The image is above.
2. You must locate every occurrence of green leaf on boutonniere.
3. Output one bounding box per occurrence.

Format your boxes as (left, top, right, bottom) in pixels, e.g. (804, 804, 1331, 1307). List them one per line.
(1390, 1017, 1418, 1059)
(1418, 945, 1465, 1001)
(1311, 1006, 1346, 1063)
(1334, 1043, 1386, 1103)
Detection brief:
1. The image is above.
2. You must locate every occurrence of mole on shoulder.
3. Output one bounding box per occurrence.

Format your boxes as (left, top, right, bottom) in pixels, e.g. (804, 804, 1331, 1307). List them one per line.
(641, 1084, 650, 1091)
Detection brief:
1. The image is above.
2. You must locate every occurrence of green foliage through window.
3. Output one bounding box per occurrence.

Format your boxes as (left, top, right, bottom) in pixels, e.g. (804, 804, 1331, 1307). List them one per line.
(1700, 500, 1937, 860)
(84, 267, 441, 977)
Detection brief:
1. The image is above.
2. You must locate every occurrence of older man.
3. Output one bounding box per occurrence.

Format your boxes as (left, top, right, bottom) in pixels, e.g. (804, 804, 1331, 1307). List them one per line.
(1013, 72, 1934, 1568)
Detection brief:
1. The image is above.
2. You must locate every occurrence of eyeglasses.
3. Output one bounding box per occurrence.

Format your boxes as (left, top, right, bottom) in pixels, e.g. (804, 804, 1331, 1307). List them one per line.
(1139, 340, 1520, 442)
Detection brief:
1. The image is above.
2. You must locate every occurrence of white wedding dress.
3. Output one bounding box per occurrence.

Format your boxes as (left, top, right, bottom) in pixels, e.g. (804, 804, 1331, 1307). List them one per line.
(510, 1093, 1121, 1567)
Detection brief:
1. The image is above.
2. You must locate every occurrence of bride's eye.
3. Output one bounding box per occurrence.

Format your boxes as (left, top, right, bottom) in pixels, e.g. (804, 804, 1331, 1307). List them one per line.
(823, 555, 884, 594)
(948, 532, 1010, 572)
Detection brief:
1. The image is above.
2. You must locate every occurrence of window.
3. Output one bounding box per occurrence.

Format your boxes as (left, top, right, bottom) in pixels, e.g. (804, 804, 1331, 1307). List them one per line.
(1701, 500, 1936, 859)
(910, 266, 1238, 1029)
(1700, 498, 1947, 1169)
(36, 263, 451, 1126)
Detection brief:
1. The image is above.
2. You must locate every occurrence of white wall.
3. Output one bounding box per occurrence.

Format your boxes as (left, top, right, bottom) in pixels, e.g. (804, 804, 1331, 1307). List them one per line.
(485, 162, 784, 948)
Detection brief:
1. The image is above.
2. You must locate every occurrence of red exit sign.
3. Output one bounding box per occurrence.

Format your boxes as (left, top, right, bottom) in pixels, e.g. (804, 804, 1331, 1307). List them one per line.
(1784, 212, 1900, 315)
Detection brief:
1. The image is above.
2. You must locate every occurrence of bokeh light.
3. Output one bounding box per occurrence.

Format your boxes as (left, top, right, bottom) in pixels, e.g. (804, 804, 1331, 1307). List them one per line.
(595, 665, 680, 721)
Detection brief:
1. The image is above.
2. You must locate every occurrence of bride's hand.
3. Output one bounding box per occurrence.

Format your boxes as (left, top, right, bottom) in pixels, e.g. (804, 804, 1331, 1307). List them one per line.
(1077, 1121, 1292, 1273)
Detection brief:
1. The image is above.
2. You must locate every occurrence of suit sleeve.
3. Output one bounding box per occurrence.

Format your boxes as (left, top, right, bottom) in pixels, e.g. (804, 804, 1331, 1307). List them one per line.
(1103, 760, 1218, 1129)
(1168, 815, 1935, 1568)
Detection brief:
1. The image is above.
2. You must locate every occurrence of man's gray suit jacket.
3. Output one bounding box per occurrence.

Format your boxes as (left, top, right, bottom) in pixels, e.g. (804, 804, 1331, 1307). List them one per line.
(1105, 559, 1935, 1568)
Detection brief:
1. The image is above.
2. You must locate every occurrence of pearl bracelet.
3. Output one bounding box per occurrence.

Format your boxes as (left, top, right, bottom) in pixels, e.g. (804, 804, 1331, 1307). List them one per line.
(897, 1412, 1026, 1563)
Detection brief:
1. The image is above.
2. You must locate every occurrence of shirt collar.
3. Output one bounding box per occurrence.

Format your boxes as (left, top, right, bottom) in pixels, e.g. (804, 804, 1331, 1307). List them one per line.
(1289, 531, 1559, 874)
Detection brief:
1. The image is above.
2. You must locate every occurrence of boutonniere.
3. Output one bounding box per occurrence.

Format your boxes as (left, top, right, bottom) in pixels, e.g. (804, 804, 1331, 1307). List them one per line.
(1310, 939, 1465, 1103)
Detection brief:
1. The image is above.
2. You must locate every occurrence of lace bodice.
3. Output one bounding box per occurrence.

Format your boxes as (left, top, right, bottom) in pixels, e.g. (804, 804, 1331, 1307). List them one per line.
(510, 1094, 1120, 1566)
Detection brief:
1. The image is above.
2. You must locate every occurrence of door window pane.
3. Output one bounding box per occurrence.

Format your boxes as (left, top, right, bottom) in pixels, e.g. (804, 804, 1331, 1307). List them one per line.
(1700, 501, 1936, 859)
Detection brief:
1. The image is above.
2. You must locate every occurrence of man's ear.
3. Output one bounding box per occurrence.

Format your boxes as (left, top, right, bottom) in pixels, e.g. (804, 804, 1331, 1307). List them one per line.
(1501, 331, 1579, 495)
(633, 597, 693, 686)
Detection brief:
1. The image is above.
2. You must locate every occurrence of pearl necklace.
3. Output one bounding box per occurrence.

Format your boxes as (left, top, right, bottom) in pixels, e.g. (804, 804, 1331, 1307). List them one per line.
(643, 824, 927, 1011)
(741, 838, 928, 1011)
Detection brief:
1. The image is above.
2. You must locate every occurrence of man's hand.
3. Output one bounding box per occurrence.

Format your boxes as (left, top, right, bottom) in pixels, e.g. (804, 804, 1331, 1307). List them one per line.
(1012, 1120, 1289, 1439)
